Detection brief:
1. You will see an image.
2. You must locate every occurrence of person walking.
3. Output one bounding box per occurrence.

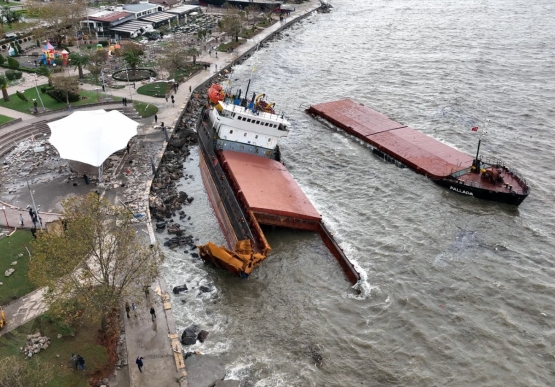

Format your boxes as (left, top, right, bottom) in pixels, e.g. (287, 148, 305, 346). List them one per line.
(150, 306, 156, 321)
(154, 114, 158, 124)
(171, 95, 175, 107)
(126, 141, 131, 154)
(165, 93, 169, 103)
(19, 214, 24, 227)
(189, 85, 192, 93)
(31, 226, 37, 239)
(131, 302, 137, 317)
(125, 302, 130, 318)
(136, 356, 144, 373)
(76, 355, 85, 371)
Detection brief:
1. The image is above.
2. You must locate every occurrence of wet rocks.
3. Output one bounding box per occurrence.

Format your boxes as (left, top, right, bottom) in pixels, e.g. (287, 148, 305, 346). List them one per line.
(199, 285, 212, 293)
(197, 330, 209, 343)
(22, 332, 50, 357)
(181, 325, 200, 345)
(173, 284, 188, 294)
(163, 234, 195, 249)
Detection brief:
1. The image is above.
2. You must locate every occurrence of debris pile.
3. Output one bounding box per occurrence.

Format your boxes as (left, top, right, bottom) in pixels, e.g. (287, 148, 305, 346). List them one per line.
(22, 332, 50, 357)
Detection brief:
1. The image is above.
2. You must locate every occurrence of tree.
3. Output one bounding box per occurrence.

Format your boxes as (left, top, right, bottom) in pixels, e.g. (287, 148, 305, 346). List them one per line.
(122, 43, 144, 77)
(87, 49, 108, 83)
(68, 52, 89, 78)
(0, 75, 9, 102)
(158, 41, 184, 78)
(0, 5, 22, 28)
(0, 53, 5, 66)
(0, 356, 53, 387)
(36, 65, 53, 87)
(29, 193, 164, 328)
(220, 14, 242, 43)
(26, 0, 87, 48)
(185, 47, 200, 66)
(51, 74, 79, 105)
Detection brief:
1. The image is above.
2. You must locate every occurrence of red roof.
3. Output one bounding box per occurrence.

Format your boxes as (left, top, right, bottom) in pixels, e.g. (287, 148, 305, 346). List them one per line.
(308, 99, 474, 179)
(221, 151, 321, 222)
(89, 11, 132, 22)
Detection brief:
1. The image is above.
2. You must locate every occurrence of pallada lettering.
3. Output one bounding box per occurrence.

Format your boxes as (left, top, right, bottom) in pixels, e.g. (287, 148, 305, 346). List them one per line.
(450, 186, 473, 196)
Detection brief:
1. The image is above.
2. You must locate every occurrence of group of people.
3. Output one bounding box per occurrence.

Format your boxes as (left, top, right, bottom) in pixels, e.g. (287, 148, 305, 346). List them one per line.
(125, 301, 157, 322)
(122, 97, 130, 106)
(164, 93, 176, 107)
(71, 354, 86, 371)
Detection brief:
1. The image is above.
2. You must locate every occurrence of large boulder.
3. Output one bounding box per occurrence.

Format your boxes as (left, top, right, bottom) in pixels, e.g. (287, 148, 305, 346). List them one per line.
(173, 284, 188, 294)
(181, 325, 199, 345)
(197, 330, 209, 343)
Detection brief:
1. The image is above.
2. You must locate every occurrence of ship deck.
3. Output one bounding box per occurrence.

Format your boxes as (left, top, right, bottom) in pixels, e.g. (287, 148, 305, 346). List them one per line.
(307, 99, 474, 179)
(220, 150, 322, 230)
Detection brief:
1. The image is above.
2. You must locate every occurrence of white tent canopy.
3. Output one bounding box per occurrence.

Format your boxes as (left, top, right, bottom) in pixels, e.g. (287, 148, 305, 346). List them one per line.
(48, 110, 138, 167)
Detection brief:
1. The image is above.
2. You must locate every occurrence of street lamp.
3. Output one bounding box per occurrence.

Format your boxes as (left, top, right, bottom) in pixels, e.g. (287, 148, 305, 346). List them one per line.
(124, 65, 133, 102)
(33, 74, 45, 112)
(1, 206, 9, 230)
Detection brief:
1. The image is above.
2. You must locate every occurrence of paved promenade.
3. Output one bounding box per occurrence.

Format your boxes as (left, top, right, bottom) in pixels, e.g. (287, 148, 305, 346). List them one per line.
(0, 2, 321, 386)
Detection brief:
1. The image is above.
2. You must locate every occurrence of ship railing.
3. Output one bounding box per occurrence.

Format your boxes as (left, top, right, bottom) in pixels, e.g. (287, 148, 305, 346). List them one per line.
(197, 110, 256, 243)
(479, 155, 529, 191)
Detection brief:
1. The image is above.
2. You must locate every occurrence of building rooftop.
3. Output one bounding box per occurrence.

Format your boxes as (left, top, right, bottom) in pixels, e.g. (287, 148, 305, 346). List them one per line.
(88, 11, 132, 23)
(123, 3, 158, 13)
(148, 0, 180, 5)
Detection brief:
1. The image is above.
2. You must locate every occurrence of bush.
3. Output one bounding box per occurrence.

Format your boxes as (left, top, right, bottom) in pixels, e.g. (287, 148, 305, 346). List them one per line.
(0, 54, 5, 66)
(46, 87, 80, 103)
(7, 57, 19, 69)
(98, 40, 109, 47)
(41, 86, 47, 93)
(14, 71, 22, 79)
(5, 70, 15, 80)
(16, 90, 28, 102)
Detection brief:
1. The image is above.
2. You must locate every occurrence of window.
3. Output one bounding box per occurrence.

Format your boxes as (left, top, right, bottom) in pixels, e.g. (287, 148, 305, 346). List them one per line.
(229, 130, 233, 134)
(267, 138, 271, 142)
(243, 133, 247, 137)
(264, 123, 269, 126)
(255, 135, 258, 139)
(256, 121, 260, 125)
(247, 119, 252, 123)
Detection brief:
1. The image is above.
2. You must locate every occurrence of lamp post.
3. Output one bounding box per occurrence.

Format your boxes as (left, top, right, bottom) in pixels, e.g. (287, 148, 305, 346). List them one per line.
(1, 206, 10, 230)
(125, 65, 133, 102)
(26, 179, 42, 230)
(33, 74, 45, 112)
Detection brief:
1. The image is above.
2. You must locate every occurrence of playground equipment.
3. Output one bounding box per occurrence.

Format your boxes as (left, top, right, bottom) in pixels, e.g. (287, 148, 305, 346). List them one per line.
(39, 42, 68, 66)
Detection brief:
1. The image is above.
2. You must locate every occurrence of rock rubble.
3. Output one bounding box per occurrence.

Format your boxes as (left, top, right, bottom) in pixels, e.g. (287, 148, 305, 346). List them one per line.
(22, 332, 50, 357)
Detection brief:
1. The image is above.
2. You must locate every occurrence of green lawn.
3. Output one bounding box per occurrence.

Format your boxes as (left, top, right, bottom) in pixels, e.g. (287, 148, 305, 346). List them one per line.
(0, 85, 121, 114)
(0, 315, 109, 387)
(133, 100, 158, 118)
(0, 113, 14, 125)
(170, 64, 204, 82)
(0, 230, 35, 305)
(137, 81, 171, 98)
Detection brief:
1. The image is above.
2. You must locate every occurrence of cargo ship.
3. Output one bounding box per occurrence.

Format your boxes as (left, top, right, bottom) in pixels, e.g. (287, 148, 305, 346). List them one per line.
(307, 99, 530, 206)
(196, 85, 360, 286)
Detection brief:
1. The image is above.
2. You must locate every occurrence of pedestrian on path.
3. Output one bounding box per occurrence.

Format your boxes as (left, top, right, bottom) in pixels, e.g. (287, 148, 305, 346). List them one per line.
(144, 285, 150, 299)
(189, 85, 192, 93)
(154, 114, 158, 124)
(171, 95, 175, 107)
(125, 302, 130, 318)
(131, 302, 137, 317)
(136, 356, 144, 373)
(76, 355, 85, 371)
(33, 99, 38, 114)
(126, 141, 131, 154)
(31, 226, 36, 239)
(165, 93, 169, 102)
(150, 306, 156, 321)
(19, 214, 24, 227)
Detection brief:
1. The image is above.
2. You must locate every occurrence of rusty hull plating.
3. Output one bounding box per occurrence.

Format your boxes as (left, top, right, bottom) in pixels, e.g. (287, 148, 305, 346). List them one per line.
(307, 99, 530, 205)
